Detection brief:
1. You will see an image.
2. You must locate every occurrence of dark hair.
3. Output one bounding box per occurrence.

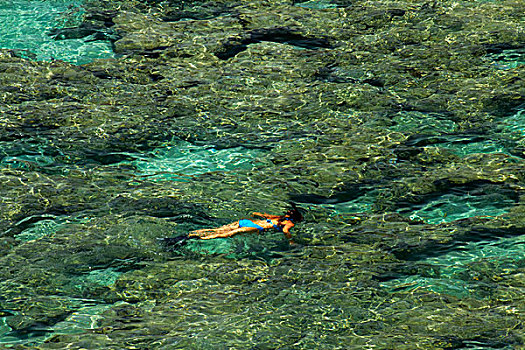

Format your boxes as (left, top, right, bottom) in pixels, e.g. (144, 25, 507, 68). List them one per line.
(283, 202, 304, 223)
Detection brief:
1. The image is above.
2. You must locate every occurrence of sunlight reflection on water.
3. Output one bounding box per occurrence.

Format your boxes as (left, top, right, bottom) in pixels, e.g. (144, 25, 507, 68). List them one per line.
(0, 0, 114, 64)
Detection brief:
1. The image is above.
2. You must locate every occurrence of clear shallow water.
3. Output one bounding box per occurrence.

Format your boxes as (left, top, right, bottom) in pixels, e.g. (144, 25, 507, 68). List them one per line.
(0, 302, 113, 347)
(295, 0, 338, 9)
(442, 140, 518, 158)
(0, 138, 63, 170)
(13, 214, 92, 242)
(399, 191, 517, 224)
(0, 0, 114, 64)
(381, 234, 525, 298)
(487, 48, 525, 70)
(0, 139, 268, 344)
(503, 109, 525, 140)
(0, 0, 524, 348)
(311, 182, 518, 225)
(307, 107, 524, 221)
(117, 140, 267, 180)
(389, 111, 458, 134)
(317, 190, 378, 214)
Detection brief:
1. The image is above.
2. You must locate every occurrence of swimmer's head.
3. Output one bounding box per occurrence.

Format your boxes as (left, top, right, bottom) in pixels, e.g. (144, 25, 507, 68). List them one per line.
(284, 202, 304, 223)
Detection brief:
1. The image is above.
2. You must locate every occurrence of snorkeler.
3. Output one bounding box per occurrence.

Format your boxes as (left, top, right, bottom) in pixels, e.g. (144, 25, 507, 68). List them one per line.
(165, 204, 303, 246)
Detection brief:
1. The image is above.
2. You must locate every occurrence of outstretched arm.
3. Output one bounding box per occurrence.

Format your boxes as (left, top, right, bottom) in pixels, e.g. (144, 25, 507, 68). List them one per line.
(282, 222, 295, 243)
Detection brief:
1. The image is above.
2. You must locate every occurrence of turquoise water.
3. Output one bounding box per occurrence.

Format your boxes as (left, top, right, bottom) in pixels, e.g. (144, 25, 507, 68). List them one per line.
(389, 111, 458, 134)
(317, 190, 378, 214)
(503, 109, 525, 140)
(487, 48, 525, 70)
(309, 181, 517, 224)
(14, 216, 65, 241)
(443, 140, 517, 157)
(0, 302, 113, 346)
(0, 0, 114, 64)
(399, 190, 517, 224)
(13, 214, 92, 242)
(118, 140, 266, 181)
(381, 234, 525, 298)
(438, 109, 524, 158)
(295, 0, 338, 9)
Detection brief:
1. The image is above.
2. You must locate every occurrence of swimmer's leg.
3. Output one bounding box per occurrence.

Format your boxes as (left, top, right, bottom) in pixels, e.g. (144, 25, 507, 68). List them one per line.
(188, 222, 239, 238)
(198, 227, 259, 239)
(188, 229, 217, 238)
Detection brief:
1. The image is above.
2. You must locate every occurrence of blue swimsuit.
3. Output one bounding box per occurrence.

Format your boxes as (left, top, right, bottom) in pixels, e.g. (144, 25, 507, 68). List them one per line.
(238, 219, 265, 231)
(238, 218, 289, 232)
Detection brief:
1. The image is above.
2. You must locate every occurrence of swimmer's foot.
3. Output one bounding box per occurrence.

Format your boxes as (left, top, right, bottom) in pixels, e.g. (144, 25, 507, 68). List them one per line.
(160, 235, 195, 248)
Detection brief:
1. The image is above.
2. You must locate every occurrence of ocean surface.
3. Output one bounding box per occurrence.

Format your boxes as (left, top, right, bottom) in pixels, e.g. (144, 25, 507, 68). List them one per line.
(0, 0, 114, 64)
(0, 0, 524, 348)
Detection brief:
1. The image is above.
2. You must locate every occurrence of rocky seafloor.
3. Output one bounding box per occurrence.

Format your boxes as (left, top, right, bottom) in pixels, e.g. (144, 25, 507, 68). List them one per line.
(0, 0, 524, 348)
